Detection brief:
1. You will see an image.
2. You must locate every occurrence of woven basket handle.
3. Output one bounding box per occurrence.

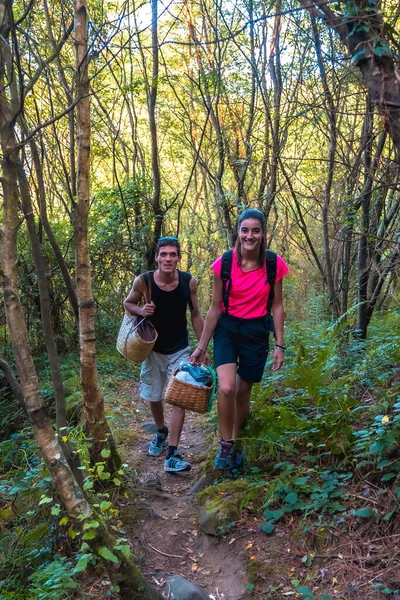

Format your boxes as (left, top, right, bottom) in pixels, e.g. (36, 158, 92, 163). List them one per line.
(140, 272, 152, 305)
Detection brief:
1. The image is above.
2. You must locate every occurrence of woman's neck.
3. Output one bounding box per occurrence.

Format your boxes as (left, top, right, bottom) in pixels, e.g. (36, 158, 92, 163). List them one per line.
(239, 246, 259, 262)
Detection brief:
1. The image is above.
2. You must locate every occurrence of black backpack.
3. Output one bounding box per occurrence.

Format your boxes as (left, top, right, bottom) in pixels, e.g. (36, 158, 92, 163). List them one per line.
(220, 249, 277, 328)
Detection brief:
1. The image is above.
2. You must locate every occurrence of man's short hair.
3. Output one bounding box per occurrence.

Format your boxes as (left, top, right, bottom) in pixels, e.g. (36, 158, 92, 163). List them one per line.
(156, 236, 181, 256)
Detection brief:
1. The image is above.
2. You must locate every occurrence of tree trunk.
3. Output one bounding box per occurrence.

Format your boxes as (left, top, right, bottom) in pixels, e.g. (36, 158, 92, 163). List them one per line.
(298, 0, 400, 156)
(29, 136, 79, 321)
(74, 0, 120, 470)
(146, 0, 163, 269)
(0, 358, 26, 413)
(311, 14, 339, 319)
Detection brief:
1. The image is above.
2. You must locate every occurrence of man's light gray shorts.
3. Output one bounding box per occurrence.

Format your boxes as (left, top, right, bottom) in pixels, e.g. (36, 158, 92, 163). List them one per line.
(140, 346, 191, 402)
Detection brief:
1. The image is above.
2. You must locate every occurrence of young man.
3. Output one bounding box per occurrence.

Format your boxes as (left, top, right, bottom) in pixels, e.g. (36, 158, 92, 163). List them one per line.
(124, 237, 208, 473)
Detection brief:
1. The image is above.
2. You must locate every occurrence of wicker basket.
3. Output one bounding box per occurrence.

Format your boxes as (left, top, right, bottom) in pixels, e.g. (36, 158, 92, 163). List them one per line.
(165, 366, 216, 414)
(116, 313, 158, 362)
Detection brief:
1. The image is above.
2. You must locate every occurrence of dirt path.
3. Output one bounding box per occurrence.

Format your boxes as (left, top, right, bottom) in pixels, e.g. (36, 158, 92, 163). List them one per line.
(122, 382, 248, 600)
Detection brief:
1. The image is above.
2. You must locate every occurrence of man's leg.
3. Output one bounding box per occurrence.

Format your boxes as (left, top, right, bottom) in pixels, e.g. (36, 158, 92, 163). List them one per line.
(149, 400, 165, 430)
(140, 352, 168, 456)
(169, 406, 185, 447)
(164, 347, 191, 472)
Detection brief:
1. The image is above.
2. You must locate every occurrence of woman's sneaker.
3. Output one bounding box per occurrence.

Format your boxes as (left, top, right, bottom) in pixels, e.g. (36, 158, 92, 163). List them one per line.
(213, 441, 234, 469)
(148, 430, 168, 456)
(164, 450, 191, 472)
(231, 449, 244, 471)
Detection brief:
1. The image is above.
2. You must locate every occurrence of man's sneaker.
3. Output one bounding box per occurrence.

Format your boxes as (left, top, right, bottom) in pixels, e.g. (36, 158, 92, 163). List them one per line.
(148, 431, 168, 457)
(213, 441, 234, 470)
(164, 450, 191, 473)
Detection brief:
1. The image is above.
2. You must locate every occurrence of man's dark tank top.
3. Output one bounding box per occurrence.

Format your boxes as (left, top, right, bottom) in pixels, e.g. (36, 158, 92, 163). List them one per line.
(143, 270, 193, 355)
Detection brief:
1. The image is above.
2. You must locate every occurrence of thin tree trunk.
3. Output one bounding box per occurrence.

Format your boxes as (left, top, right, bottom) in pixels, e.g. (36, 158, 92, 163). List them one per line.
(0, 358, 26, 413)
(74, 0, 120, 470)
(17, 160, 83, 485)
(146, 0, 163, 268)
(29, 135, 79, 321)
(311, 14, 339, 319)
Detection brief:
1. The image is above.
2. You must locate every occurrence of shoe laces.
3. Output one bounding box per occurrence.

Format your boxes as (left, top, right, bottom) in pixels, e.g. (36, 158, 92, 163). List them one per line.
(154, 434, 166, 447)
(219, 441, 233, 459)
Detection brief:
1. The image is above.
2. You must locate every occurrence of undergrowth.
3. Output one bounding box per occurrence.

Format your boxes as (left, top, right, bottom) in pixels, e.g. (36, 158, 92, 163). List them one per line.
(203, 309, 400, 599)
(1, 309, 399, 599)
(0, 347, 137, 600)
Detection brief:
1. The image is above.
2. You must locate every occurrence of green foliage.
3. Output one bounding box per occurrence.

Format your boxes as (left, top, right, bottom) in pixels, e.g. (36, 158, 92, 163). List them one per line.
(28, 558, 78, 600)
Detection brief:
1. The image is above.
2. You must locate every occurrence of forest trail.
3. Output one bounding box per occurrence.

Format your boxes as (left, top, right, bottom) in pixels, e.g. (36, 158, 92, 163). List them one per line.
(120, 379, 248, 600)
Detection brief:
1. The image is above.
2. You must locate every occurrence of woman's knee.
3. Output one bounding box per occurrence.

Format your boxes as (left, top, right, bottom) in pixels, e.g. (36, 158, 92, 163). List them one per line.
(218, 380, 236, 397)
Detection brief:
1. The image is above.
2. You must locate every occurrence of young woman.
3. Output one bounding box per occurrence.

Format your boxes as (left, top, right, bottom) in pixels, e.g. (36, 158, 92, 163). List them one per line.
(190, 209, 289, 469)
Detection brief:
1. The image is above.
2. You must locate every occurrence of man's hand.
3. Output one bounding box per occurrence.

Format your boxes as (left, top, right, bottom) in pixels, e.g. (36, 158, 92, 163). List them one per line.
(272, 347, 284, 371)
(141, 301, 155, 317)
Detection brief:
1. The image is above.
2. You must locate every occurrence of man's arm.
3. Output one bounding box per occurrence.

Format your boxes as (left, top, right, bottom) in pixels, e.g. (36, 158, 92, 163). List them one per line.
(123, 276, 155, 318)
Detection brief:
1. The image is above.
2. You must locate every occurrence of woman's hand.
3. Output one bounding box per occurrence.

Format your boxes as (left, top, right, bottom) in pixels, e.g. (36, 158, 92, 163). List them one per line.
(271, 346, 284, 371)
(190, 347, 208, 365)
(141, 301, 155, 317)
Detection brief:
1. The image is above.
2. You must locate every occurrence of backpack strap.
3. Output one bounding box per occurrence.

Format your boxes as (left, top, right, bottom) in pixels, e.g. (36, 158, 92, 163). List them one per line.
(265, 250, 277, 315)
(220, 250, 233, 314)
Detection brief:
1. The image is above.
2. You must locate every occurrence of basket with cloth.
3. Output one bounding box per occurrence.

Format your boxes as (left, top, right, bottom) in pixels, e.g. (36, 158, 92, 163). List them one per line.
(165, 363, 216, 414)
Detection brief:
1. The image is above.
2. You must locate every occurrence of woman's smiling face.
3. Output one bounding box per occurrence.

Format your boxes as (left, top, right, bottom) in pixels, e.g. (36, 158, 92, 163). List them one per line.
(238, 218, 263, 252)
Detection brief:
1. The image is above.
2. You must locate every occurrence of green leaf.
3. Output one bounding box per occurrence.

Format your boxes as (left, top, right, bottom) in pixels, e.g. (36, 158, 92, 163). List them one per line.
(98, 546, 119, 563)
(285, 492, 298, 504)
(68, 526, 78, 540)
(51, 504, 61, 516)
(100, 501, 112, 512)
(101, 449, 111, 458)
(293, 477, 310, 485)
(74, 554, 92, 573)
(296, 585, 315, 599)
(381, 472, 397, 482)
(39, 495, 53, 505)
(259, 522, 275, 534)
(351, 49, 366, 64)
(82, 530, 96, 540)
(114, 544, 131, 559)
(83, 520, 100, 530)
(113, 477, 121, 486)
(383, 507, 396, 521)
(353, 507, 375, 518)
(83, 479, 93, 491)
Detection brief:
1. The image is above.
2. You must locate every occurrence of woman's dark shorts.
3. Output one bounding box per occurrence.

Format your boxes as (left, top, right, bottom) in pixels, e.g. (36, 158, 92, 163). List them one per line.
(213, 312, 271, 384)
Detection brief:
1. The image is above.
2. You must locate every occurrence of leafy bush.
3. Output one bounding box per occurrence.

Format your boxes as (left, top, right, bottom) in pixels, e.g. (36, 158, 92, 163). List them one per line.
(28, 558, 77, 600)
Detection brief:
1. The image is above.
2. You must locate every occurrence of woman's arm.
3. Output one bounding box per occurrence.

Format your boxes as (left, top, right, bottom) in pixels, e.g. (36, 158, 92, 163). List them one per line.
(271, 279, 285, 371)
(190, 272, 223, 363)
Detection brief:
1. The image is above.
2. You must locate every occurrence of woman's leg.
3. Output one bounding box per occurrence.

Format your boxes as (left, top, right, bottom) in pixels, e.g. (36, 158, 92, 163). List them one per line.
(232, 376, 253, 440)
(216, 363, 237, 441)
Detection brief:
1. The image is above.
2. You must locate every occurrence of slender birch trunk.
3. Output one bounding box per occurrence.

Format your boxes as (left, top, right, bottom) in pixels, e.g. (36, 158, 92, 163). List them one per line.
(74, 0, 120, 470)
